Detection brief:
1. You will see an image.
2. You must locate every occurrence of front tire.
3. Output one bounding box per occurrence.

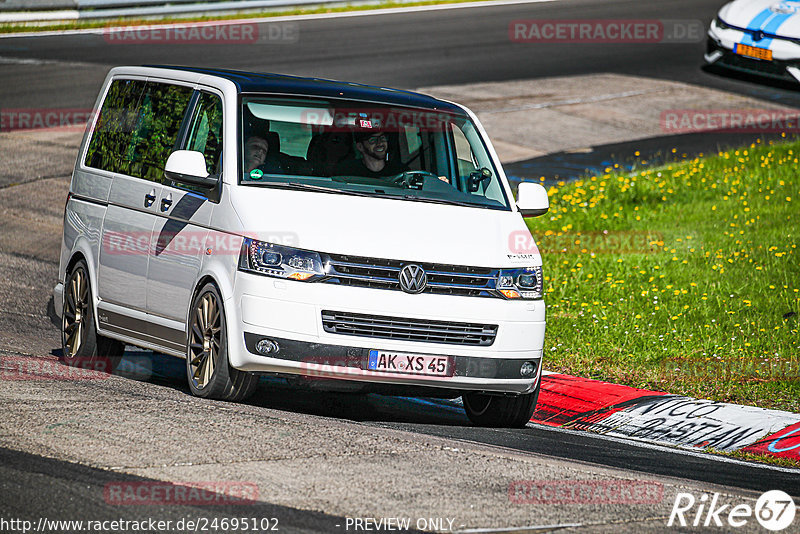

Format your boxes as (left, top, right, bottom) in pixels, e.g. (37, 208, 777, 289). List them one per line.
(463, 380, 540, 428)
(186, 283, 258, 401)
(61, 260, 125, 373)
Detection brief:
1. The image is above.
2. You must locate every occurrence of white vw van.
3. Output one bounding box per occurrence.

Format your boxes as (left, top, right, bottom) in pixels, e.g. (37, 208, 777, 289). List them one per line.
(54, 66, 548, 427)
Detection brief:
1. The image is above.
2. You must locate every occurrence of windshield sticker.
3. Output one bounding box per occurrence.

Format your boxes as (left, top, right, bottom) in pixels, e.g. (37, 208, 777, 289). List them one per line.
(249, 169, 264, 180)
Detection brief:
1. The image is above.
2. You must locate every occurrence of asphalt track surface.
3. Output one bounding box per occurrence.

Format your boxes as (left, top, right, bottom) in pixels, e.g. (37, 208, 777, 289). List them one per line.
(2, 0, 800, 530)
(3, 0, 800, 178)
(3, 0, 800, 107)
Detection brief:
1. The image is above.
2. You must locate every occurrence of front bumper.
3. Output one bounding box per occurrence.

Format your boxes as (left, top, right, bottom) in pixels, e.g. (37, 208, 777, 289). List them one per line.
(243, 333, 541, 394)
(706, 22, 800, 83)
(225, 271, 545, 395)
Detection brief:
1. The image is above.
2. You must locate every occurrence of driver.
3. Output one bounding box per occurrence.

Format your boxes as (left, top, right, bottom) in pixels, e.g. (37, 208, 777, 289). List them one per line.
(333, 126, 407, 179)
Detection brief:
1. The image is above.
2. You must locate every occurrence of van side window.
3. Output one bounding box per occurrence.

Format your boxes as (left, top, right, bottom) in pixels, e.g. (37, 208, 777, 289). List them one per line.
(84, 79, 192, 183)
(185, 92, 223, 176)
(127, 82, 193, 182)
(84, 79, 147, 174)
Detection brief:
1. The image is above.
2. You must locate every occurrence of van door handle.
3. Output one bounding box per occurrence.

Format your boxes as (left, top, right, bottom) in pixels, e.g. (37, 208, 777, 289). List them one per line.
(160, 194, 173, 212)
(144, 190, 156, 207)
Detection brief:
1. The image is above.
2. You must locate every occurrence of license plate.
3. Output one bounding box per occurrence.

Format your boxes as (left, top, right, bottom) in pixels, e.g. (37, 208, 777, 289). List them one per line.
(734, 43, 773, 61)
(367, 350, 451, 376)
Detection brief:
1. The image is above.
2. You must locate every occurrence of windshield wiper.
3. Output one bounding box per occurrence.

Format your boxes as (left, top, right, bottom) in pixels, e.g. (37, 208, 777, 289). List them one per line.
(258, 181, 375, 198)
(289, 182, 373, 196)
(397, 195, 486, 208)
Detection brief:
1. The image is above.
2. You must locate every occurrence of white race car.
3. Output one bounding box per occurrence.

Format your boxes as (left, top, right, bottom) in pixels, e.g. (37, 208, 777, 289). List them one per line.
(706, 0, 800, 82)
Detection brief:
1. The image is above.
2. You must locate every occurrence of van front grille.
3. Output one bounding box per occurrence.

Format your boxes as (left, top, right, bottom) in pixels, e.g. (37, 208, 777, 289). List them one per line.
(321, 253, 499, 298)
(321, 310, 498, 346)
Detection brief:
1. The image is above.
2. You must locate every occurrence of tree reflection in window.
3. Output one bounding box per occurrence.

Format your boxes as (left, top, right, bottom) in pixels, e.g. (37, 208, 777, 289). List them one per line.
(85, 80, 192, 184)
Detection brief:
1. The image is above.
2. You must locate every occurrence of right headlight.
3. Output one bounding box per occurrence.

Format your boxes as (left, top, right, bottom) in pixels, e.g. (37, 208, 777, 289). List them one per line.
(496, 266, 544, 300)
(238, 238, 325, 281)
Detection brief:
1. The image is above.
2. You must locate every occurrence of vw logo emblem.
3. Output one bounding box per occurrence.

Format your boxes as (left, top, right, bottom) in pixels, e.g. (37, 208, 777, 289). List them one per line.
(753, 30, 765, 41)
(399, 264, 427, 294)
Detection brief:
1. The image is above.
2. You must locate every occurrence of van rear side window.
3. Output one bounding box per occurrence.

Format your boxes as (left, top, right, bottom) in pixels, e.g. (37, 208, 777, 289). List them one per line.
(84, 79, 193, 183)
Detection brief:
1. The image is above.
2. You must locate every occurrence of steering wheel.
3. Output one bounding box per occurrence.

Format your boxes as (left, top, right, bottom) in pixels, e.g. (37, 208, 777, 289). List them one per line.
(390, 170, 439, 190)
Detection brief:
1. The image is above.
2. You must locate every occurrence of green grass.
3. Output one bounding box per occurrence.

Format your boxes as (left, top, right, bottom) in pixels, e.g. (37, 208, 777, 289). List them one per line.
(0, 0, 489, 34)
(526, 138, 800, 414)
(709, 448, 800, 470)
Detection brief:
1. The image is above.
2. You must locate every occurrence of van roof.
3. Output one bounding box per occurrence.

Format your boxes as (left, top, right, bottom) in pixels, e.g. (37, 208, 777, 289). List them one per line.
(144, 65, 465, 114)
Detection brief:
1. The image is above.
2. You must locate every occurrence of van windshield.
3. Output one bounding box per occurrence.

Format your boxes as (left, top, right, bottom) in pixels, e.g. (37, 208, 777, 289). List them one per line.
(240, 96, 511, 210)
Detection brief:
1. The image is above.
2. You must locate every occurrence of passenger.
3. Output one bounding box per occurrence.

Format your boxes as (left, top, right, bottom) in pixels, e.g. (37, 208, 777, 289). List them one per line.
(333, 129, 406, 179)
(244, 136, 269, 174)
(308, 131, 352, 177)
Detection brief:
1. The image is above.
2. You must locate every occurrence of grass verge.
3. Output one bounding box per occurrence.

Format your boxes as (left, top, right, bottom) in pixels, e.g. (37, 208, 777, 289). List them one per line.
(526, 138, 800, 416)
(710, 448, 800, 470)
(0, 0, 490, 34)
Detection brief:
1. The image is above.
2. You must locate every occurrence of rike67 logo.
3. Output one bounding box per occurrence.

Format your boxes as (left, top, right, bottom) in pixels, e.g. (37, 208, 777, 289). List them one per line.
(668, 490, 796, 531)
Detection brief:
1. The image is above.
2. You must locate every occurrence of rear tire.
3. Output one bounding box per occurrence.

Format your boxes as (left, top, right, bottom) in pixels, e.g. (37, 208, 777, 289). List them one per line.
(186, 283, 258, 401)
(463, 380, 540, 428)
(61, 260, 125, 373)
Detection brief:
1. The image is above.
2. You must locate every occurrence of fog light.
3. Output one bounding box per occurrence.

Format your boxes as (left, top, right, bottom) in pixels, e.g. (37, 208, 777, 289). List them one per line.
(520, 361, 536, 377)
(256, 339, 280, 355)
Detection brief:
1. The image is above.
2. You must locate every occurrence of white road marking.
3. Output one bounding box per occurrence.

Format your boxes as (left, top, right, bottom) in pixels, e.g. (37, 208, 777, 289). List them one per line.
(455, 524, 582, 533)
(480, 89, 658, 114)
(0, 55, 99, 67)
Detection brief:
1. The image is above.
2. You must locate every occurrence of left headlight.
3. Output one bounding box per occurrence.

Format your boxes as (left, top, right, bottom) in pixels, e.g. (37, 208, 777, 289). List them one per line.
(238, 238, 325, 281)
(497, 266, 544, 300)
(714, 15, 732, 31)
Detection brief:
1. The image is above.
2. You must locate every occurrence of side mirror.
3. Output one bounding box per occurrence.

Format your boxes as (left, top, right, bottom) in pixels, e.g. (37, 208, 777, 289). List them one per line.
(164, 150, 217, 189)
(516, 182, 549, 218)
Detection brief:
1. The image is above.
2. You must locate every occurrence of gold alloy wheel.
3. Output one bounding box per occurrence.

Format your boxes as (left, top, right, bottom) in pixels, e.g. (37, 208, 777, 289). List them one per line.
(63, 267, 89, 358)
(188, 292, 221, 389)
